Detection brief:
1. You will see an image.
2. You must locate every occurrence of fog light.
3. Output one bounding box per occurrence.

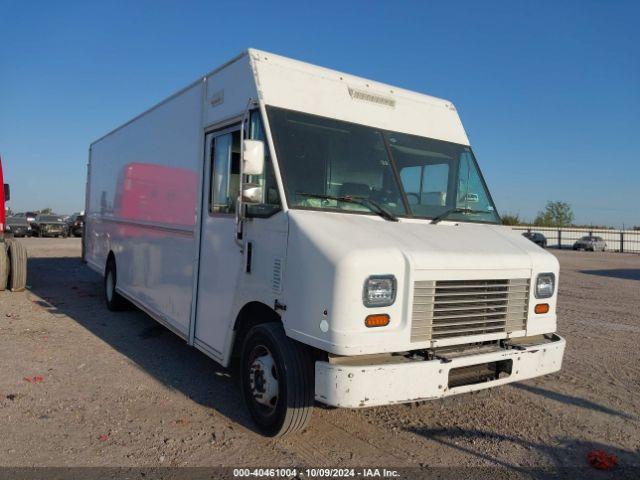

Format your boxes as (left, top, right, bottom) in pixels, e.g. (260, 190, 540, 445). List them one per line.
(534, 303, 549, 314)
(365, 314, 390, 328)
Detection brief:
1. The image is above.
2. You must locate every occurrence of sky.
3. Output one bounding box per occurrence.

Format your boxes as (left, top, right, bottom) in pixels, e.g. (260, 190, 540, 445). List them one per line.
(1, 0, 638, 227)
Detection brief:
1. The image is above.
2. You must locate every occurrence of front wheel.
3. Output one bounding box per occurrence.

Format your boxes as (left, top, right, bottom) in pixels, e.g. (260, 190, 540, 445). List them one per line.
(240, 323, 314, 436)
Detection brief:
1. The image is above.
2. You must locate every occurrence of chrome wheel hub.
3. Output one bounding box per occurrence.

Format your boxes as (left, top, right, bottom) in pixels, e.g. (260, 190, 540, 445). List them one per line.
(249, 350, 279, 409)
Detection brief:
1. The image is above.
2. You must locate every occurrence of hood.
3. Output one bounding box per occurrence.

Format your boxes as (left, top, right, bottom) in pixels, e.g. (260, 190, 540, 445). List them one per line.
(283, 209, 559, 356)
(287, 210, 556, 273)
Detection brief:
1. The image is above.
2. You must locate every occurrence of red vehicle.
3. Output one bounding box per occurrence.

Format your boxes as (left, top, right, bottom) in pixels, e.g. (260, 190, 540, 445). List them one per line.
(0, 155, 28, 291)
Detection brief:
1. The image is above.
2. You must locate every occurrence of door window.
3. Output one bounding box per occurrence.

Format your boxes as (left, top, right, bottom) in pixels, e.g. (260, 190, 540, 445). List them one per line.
(210, 130, 241, 214)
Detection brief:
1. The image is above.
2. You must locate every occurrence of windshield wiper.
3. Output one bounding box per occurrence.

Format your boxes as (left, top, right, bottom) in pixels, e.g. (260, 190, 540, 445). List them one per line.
(430, 207, 490, 224)
(296, 192, 399, 222)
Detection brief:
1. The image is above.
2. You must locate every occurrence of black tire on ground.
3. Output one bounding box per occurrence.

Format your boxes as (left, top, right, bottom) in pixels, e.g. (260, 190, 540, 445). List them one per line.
(240, 323, 314, 437)
(7, 240, 28, 292)
(0, 243, 8, 291)
(104, 257, 129, 311)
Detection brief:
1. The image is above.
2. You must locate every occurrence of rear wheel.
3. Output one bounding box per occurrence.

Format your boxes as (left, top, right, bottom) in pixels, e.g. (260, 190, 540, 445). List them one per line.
(104, 258, 128, 311)
(240, 323, 314, 436)
(7, 240, 27, 292)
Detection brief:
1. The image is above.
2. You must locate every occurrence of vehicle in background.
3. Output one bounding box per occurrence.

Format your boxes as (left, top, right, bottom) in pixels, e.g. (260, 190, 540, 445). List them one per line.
(0, 155, 28, 291)
(573, 236, 606, 252)
(85, 49, 565, 436)
(5, 216, 31, 237)
(522, 232, 547, 248)
(66, 212, 85, 237)
(31, 214, 68, 238)
(24, 211, 38, 224)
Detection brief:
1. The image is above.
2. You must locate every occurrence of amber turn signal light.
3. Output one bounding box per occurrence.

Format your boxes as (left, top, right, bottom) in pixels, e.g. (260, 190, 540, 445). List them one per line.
(534, 303, 550, 314)
(365, 314, 390, 328)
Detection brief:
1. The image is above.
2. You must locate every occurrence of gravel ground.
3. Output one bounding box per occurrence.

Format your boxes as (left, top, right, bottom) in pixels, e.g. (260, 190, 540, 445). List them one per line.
(0, 238, 638, 476)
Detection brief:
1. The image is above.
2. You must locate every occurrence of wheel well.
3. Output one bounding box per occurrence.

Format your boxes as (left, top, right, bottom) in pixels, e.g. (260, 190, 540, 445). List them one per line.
(230, 301, 281, 368)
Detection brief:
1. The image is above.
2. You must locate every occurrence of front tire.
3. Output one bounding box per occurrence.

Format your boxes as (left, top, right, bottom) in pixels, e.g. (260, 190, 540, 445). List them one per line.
(104, 258, 128, 311)
(240, 323, 314, 436)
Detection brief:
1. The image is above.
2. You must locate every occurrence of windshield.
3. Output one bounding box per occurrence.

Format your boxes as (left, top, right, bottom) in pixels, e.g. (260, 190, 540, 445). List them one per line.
(267, 107, 499, 223)
(7, 217, 27, 225)
(40, 215, 62, 222)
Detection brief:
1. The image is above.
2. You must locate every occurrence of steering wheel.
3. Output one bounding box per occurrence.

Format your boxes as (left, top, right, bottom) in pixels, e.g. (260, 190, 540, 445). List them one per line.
(405, 193, 420, 205)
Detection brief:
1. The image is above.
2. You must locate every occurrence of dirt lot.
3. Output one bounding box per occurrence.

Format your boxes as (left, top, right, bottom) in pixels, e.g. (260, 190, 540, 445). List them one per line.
(0, 238, 639, 475)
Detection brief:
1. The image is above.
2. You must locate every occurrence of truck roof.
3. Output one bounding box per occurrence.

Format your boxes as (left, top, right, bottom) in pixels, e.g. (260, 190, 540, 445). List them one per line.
(92, 49, 469, 147)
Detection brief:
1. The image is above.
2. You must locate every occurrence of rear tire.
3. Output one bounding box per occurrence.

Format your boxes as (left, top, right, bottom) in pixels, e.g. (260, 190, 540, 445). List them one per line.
(7, 240, 27, 292)
(0, 244, 8, 291)
(104, 258, 128, 311)
(240, 323, 314, 436)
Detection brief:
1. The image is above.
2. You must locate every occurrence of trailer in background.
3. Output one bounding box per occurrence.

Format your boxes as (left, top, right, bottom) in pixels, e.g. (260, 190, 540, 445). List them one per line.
(0, 155, 28, 291)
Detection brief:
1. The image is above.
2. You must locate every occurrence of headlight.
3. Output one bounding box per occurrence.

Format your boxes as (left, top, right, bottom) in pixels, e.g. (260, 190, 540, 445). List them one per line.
(535, 273, 555, 299)
(363, 275, 397, 307)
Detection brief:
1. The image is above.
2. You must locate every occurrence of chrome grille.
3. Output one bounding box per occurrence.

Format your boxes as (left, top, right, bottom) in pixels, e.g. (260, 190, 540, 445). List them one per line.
(411, 279, 530, 342)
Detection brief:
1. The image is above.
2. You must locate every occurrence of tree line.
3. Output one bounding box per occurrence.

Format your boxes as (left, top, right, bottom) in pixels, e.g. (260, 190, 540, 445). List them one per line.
(502, 201, 638, 230)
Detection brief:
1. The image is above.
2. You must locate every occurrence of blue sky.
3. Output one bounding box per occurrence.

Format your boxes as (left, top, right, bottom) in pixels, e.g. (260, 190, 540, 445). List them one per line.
(1, 0, 638, 226)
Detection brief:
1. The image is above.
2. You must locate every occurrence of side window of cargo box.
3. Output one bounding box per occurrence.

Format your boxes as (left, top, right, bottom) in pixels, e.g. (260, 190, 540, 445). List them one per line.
(210, 130, 241, 214)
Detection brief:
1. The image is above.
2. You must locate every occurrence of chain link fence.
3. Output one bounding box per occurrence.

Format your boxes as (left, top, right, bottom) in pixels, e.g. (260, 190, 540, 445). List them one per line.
(511, 226, 640, 253)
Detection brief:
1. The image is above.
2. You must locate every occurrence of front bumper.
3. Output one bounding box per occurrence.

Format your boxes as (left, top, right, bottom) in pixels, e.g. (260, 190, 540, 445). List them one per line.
(315, 334, 565, 408)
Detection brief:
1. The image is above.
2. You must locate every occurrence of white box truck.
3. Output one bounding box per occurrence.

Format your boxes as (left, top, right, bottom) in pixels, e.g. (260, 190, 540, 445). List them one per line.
(84, 49, 565, 436)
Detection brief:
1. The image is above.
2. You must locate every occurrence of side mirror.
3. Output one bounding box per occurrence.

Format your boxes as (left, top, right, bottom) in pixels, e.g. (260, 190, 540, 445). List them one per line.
(3, 184, 9, 202)
(242, 184, 263, 204)
(242, 140, 265, 176)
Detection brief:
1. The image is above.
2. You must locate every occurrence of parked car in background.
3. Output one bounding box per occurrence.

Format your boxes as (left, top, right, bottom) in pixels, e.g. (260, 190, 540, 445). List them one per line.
(24, 211, 38, 224)
(522, 232, 547, 248)
(65, 212, 84, 237)
(31, 214, 68, 238)
(573, 236, 606, 251)
(5, 216, 31, 237)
